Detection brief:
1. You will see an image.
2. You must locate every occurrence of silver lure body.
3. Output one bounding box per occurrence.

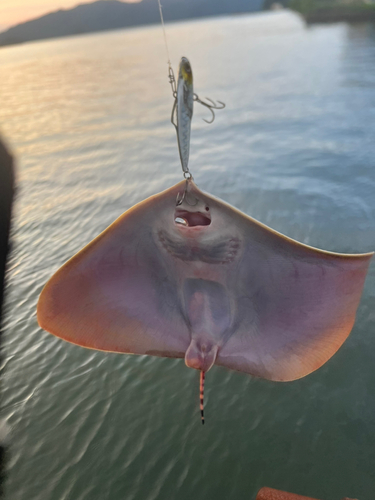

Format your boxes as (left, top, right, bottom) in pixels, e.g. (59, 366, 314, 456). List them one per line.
(176, 57, 194, 176)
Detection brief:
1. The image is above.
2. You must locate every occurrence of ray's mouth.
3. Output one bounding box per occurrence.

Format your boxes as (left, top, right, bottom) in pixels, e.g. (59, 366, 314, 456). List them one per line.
(174, 209, 211, 227)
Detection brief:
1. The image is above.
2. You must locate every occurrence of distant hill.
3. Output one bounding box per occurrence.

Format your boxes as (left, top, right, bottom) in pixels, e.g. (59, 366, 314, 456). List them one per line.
(0, 0, 263, 47)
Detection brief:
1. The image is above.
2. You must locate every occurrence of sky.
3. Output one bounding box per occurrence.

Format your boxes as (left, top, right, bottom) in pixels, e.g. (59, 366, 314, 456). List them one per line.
(0, 0, 140, 30)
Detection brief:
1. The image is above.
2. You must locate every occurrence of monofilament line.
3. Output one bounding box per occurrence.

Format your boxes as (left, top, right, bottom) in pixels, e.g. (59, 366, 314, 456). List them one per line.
(157, 0, 172, 69)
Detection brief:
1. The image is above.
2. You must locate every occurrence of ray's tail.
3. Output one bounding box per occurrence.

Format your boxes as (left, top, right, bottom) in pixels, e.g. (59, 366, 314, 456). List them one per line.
(200, 370, 205, 425)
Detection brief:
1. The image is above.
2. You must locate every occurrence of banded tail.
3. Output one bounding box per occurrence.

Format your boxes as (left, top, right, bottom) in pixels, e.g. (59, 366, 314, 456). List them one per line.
(200, 370, 205, 425)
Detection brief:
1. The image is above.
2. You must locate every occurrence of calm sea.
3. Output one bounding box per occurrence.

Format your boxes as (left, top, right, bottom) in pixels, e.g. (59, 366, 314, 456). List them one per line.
(1, 10, 375, 500)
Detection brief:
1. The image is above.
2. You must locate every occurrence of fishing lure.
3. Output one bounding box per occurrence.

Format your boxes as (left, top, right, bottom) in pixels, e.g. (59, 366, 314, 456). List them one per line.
(169, 57, 225, 179)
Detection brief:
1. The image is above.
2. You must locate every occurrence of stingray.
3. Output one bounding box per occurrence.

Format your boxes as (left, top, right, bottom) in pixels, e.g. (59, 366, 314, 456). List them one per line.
(37, 178, 373, 422)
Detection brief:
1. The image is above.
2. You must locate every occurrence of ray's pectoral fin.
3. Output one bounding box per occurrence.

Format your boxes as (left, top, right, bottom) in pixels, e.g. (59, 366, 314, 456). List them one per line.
(216, 230, 373, 382)
(37, 182, 193, 357)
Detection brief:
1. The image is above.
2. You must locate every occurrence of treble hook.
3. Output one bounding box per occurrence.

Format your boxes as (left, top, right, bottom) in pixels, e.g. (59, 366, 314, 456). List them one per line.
(176, 178, 198, 207)
(193, 94, 226, 124)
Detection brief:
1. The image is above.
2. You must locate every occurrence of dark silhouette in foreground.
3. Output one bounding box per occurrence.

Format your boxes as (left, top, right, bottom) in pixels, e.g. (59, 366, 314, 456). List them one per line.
(0, 138, 14, 321)
(0, 136, 15, 498)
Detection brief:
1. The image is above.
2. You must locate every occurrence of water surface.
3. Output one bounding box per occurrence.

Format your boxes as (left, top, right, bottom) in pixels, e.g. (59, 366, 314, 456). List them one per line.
(1, 11, 375, 500)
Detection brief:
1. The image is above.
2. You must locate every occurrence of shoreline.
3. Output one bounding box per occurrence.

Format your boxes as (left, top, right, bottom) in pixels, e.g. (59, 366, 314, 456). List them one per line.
(288, 2, 375, 24)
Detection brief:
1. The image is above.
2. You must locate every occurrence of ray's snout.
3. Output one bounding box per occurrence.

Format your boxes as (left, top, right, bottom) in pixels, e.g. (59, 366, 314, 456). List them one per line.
(174, 186, 211, 227)
(185, 339, 218, 372)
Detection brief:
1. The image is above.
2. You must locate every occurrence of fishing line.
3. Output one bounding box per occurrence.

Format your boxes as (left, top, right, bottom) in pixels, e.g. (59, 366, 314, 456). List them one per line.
(157, 0, 172, 70)
(157, 0, 177, 97)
